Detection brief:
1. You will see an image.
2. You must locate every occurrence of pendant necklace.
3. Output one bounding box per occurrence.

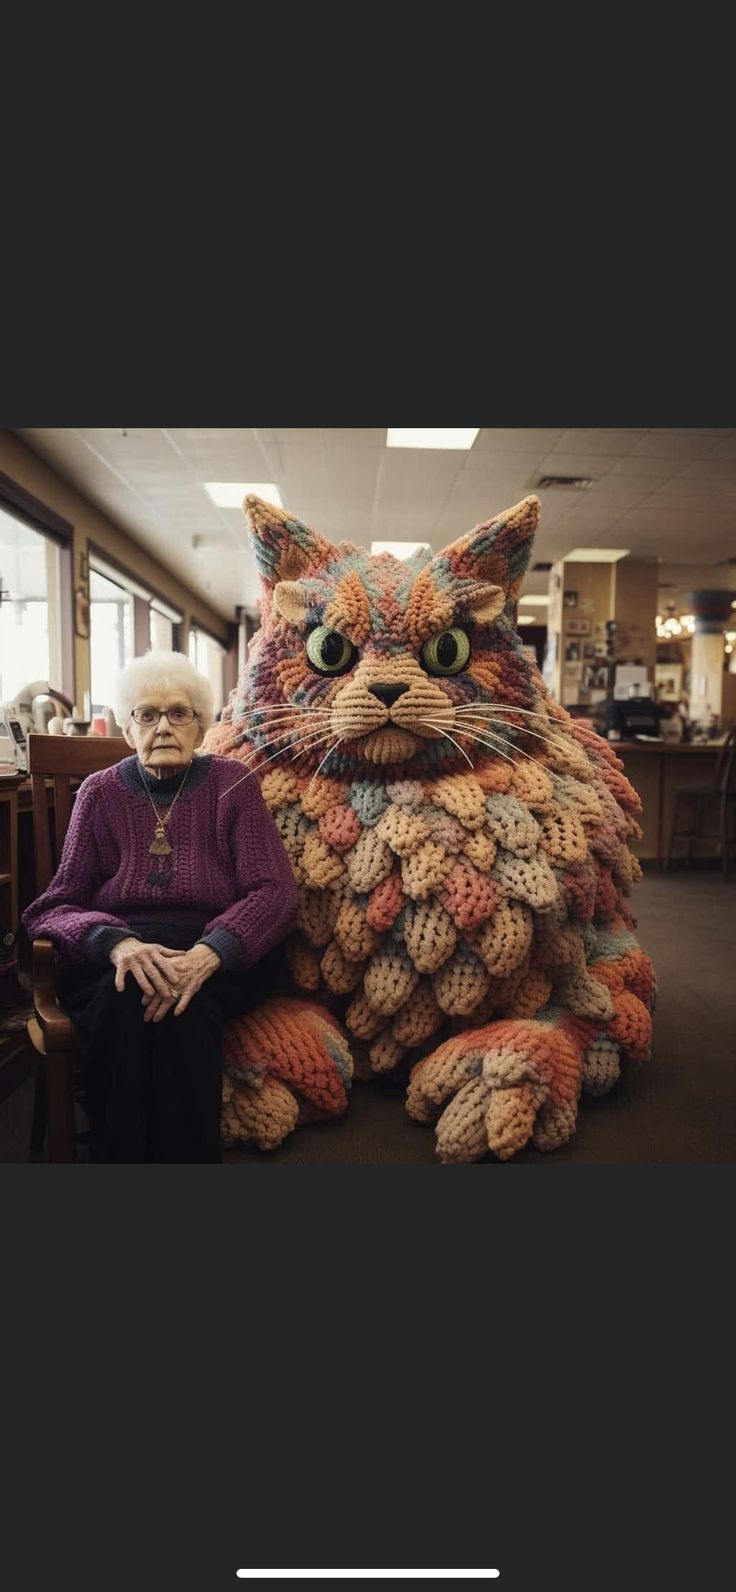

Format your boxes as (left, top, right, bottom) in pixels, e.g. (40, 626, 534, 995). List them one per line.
(138, 760, 193, 886)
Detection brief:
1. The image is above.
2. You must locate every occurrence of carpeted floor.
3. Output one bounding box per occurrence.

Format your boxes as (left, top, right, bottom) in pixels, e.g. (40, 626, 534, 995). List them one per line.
(2, 869, 735, 1164)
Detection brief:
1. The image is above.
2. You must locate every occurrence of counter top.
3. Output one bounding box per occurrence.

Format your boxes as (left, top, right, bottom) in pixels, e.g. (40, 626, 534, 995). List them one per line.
(612, 740, 724, 753)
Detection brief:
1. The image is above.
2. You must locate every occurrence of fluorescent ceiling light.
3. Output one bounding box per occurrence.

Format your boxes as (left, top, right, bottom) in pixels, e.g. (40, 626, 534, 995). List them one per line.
(517, 594, 549, 606)
(203, 482, 283, 509)
(563, 548, 630, 562)
(517, 614, 537, 625)
(371, 541, 430, 559)
(386, 429, 479, 450)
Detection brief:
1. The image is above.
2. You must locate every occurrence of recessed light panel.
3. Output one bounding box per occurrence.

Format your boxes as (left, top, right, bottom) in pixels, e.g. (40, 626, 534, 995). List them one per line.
(204, 482, 283, 508)
(564, 548, 630, 562)
(386, 429, 479, 450)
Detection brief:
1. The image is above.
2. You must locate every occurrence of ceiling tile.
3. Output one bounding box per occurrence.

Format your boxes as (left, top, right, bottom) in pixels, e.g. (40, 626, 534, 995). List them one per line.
(461, 449, 543, 477)
(628, 433, 721, 459)
(536, 454, 617, 480)
(472, 428, 566, 453)
(705, 436, 736, 461)
(676, 460, 736, 485)
(554, 429, 645, 454)
(607, 456, 676, 480)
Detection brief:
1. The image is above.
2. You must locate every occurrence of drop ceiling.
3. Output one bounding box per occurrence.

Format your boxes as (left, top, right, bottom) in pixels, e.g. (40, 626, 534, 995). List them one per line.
(12, 428, 736, 620)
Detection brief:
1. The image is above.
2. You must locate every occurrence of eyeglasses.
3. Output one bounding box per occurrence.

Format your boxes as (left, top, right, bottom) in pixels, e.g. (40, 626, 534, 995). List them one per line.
(131, 706, 198, 727)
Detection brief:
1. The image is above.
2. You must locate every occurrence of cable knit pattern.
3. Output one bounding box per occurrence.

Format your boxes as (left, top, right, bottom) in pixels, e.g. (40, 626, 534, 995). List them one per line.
(202, 491, 656, 1161)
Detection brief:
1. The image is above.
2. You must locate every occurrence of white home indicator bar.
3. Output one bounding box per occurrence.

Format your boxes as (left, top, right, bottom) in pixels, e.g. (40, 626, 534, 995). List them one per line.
(236, 1574, 500, 1581)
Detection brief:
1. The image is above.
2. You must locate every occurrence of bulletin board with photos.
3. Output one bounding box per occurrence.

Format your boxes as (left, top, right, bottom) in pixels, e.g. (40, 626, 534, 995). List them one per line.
(655, 663, 683, 700)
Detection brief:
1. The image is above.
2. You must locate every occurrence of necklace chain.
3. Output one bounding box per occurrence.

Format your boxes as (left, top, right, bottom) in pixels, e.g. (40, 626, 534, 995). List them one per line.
(137, 760, 193, 833)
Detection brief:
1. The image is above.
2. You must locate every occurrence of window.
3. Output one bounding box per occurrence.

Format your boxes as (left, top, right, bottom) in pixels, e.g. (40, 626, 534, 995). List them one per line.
(150, 605, 174, 651)
(189, 627, 225, 716)
(0, 505, 63, 698)
(89, 568, 134, 714)
(88, 553, 183, 716)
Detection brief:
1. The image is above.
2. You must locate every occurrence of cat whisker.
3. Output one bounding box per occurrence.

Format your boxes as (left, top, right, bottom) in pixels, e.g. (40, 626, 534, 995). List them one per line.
(454, 702, 557, 715)
(228, 721, 331, 751)
(453, 702, 570, 732)
(289, 728, 345, 762)
(231, 712, 333, 735)
(235, 723, 326, 759)
(444, 706, 574, 756)
(305, 735, 347, 795)
(231, 712, 339, 754)
(451, 726, 521, 771)
(417, 721, 475, 768)
(446, 713, 573, 757)
(217, 726, 335, 798)
(235, 704, 334, 718)
(450, 723, 570, 784)
(217, 737, 309, 799)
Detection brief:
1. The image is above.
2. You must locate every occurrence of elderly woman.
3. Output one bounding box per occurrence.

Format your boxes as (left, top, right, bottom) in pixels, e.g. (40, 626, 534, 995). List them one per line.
(21, 650, 298, 1163)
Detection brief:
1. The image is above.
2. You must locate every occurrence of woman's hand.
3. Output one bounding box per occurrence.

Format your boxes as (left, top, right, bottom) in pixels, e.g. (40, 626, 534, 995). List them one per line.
(109, 937, 178, 1001)
(142, 990, 177, 1024)
(161, 944, 222, 1016)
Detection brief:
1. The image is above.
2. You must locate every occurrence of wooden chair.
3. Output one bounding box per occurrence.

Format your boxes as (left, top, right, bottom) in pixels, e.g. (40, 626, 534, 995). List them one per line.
(664, 728, 736, 878)
(25, 733, 131, 1162)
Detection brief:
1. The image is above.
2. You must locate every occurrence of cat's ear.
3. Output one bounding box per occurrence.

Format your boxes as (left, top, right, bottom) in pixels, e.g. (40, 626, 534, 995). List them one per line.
(272, 580, 311, 625)
(245, 495, 334, 589)
(438, 494, 541, 603)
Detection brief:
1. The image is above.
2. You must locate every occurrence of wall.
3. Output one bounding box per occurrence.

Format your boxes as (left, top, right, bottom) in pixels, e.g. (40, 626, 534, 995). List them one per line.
(0, 430, 231, 708)
(546, 557, 659, 707)
(610, 558, 658, 676)
(546, 560, 614, 705)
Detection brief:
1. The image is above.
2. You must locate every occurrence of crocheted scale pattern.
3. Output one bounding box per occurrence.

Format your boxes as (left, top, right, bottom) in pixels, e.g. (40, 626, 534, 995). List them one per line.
(207, 492, 656, 1162)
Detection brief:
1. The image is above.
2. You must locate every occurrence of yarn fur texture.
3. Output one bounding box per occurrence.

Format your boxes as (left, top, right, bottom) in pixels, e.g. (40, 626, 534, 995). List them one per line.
(205, 492, 656, 1163)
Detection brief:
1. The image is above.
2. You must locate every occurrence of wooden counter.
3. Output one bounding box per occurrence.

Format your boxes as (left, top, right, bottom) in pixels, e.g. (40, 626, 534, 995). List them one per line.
(614, 741, 722, 860)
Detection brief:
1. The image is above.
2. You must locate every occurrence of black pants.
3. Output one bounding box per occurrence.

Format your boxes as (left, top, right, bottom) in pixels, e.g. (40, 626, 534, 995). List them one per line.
(57, 959, 275, 1164)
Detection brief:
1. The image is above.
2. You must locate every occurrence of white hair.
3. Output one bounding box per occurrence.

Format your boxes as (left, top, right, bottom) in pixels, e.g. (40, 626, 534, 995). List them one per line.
(111, 650, 215, 731)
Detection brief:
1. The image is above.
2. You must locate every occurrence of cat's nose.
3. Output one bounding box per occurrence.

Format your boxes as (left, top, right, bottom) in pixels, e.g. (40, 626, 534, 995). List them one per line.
(368, 682, 410, 708)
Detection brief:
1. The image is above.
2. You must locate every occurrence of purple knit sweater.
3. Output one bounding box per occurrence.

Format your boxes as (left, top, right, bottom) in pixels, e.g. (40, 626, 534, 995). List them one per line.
(21, 754, 299, 972)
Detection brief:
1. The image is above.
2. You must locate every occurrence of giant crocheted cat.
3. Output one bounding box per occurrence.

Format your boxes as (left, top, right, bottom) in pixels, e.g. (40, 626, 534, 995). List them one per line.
(204, 493, 655, 1162)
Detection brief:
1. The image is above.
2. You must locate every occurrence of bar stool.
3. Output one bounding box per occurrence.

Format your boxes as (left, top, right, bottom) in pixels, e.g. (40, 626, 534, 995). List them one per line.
(664, 728, 736, 878)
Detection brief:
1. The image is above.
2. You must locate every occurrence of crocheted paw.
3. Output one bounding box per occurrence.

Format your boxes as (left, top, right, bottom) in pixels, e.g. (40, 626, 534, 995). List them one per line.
(221, 1073, 300, 1151)
(222, 996, 353, 1149)
(406, 1017, 584, 1163)
(579, 981, 653, 1098)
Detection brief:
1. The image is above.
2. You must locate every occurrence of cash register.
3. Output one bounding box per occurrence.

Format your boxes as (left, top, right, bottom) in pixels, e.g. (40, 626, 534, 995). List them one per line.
(605, 695, 664, 741)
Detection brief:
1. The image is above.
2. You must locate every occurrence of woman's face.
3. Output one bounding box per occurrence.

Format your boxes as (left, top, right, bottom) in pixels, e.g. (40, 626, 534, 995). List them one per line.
(124, 687, 204, 775)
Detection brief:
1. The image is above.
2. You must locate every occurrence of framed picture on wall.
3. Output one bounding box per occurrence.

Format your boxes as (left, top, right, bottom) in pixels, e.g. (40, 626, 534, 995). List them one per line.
(566, 617, 591, 636)
(655, 663, 683, 701)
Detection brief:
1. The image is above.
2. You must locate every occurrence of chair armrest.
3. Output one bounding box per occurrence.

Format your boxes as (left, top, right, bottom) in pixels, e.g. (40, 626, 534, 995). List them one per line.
(32, 939, 73, 1052)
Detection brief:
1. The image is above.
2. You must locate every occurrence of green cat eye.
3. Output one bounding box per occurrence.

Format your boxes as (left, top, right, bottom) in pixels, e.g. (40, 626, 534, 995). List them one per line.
(306, 625, 357, 675)
(421, 627, 471, 676)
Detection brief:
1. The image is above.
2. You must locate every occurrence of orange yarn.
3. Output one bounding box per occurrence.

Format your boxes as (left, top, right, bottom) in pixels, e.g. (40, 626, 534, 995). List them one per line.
(223, 996, 351, 1117)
